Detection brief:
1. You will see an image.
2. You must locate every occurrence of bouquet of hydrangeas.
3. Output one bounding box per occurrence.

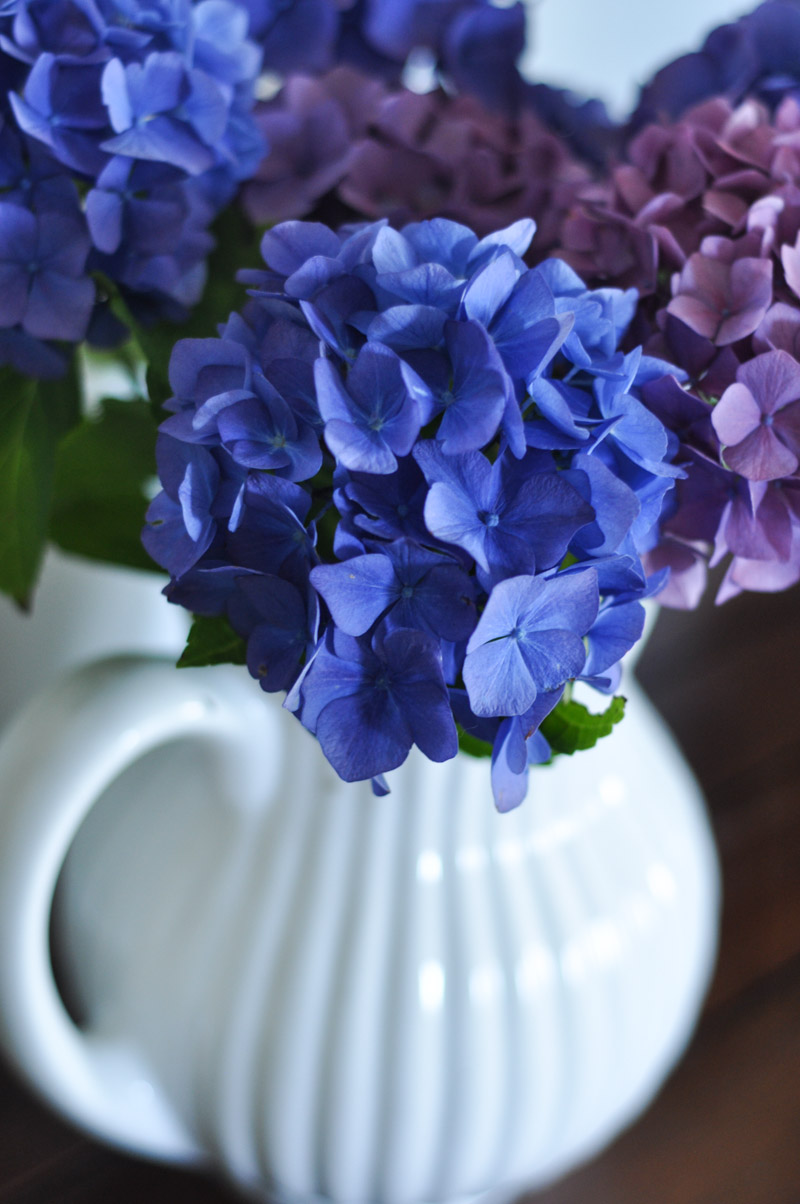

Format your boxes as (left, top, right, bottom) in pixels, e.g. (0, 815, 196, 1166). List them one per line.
(4, 0, 800, 809)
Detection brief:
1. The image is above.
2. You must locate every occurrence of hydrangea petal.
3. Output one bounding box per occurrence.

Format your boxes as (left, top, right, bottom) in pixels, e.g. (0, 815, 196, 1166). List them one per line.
(723, 425, 799, 480)
(712, 381, 761, 446)
(311, 554, 397, 635)
(463, 636, 536, 717)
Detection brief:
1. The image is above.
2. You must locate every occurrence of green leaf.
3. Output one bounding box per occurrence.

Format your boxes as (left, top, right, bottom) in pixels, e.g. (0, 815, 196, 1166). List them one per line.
(0, 364, 82, 606)
(540, 694, 627, 756)
(456, 723, 494, 759)
(177, 615, 248, 669)
(50, 397, 159, 572)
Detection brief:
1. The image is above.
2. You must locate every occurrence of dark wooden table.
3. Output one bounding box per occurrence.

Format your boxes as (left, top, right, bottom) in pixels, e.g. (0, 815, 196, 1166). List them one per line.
(1, 584, 798, 1203)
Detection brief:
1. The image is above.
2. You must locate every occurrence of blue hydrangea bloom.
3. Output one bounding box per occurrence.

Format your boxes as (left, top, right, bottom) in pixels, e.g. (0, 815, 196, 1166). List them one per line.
(290, 625, 458, 781)
(490, 688, 563, 813)
(230, 572, 319, 692)
(0, 0, 264, 373)
(310, 537, 476, 640)
(463, 571, 599, 717)
(246, 0, 531, 109)
(315, 343, 422, 473)
(0, 202, 93, 340)
(145, 213, 682, 809)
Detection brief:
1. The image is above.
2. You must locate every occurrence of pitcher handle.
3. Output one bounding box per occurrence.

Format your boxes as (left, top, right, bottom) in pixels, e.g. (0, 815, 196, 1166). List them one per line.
(0, 655, 278, 1163)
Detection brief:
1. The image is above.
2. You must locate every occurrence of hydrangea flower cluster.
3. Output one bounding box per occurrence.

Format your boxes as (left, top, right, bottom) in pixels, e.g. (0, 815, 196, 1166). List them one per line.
(242, 66, 591, 255)
(143, 214, 681, 810)
(242, 0, 529, 115)
(0, 0, 263, 375)
(632, 0, 800, 129)
(241, 0, 618, 163)
(559, 95, 800, 605)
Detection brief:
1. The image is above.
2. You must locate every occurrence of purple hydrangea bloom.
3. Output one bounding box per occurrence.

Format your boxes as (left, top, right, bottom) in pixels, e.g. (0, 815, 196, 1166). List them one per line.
(667, 252, 773, 346)
(559, 92, 800, 603)
(145, 213, 680, 809)
(632, 0, 800, 130)
(243, 67, 592, 255)
(241, 70, 370, 225)
(712, 349, 800, 479)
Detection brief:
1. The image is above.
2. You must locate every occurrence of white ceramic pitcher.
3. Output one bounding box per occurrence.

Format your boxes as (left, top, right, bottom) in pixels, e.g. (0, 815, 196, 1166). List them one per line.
(0, 649, 719, 1202)
(0, 549, 188, 733)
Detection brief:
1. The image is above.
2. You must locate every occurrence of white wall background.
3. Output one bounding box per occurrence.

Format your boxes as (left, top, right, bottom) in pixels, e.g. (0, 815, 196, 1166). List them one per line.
(520, 0, 755, 116)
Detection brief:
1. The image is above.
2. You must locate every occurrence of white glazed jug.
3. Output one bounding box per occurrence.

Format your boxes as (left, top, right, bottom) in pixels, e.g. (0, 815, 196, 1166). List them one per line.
(0, 548, 188, 733)
(0, 650, 719, 1202)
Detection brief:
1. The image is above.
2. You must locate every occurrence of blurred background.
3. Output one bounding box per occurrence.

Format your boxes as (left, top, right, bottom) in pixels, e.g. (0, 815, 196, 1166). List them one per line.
(522, 0, 754, 114)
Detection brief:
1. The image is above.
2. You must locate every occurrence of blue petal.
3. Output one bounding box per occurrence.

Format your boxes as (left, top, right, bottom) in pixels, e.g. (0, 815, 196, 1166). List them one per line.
(584, 600, 645, 677)
(401, 218, 477, 276)
(382, 629, 458, 763)
(463, 636, 537, 717)
(517, 629, 587, 692)
(101, 58, 132, 131)
(315, 356, 354, 425)
(371, 225, 417, 274)
(491, 718, 529, 813)
(367, 304, 446, 350)
(564, 454, 640, 556)
(518, 568, 599, 637)
(399, 564, 477, 641)
(261, 220, 341, 276)
(421, 480, 492, 570)
(324, 418, 398, 474)
(311, 554, 397, 636)
(316, 689, 413, 780)
(461, 251, 519, 327)
(296, 630, 372, 733)
(378, 262, 463, 310)
(472, 219, 536, 261)
(436, 319, 509, 453)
